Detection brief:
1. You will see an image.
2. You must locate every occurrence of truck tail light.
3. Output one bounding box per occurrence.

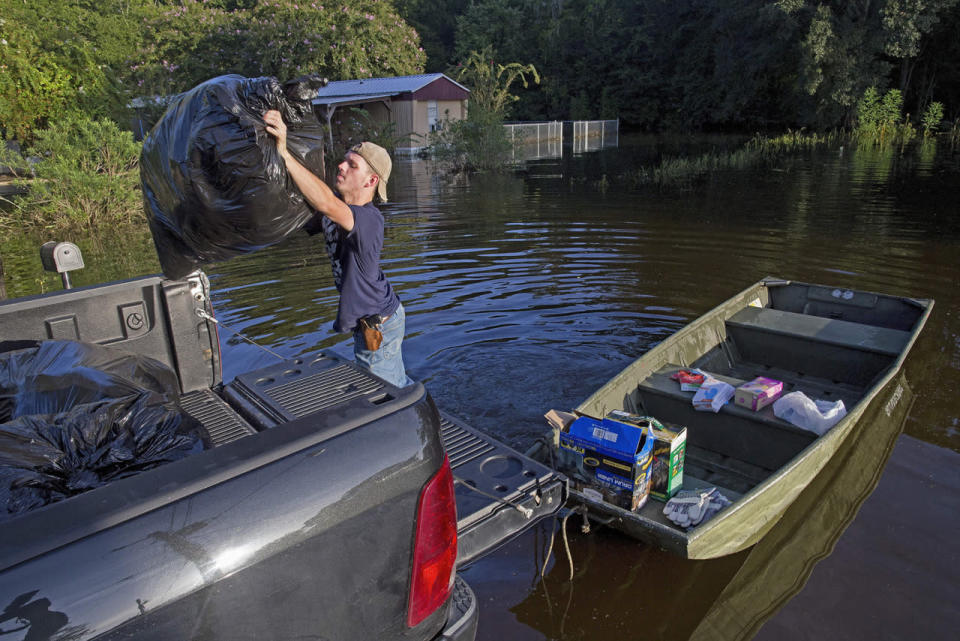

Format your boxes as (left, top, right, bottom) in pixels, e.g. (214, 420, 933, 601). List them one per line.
(407, 454, 458, 628)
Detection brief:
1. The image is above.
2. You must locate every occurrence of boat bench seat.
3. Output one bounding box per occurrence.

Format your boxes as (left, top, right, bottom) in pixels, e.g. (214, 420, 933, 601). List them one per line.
(641, 365, 806, 434)
(724, 306, 910, 386)
(636, 365, 818, 471)
(726, 307, 911, 356)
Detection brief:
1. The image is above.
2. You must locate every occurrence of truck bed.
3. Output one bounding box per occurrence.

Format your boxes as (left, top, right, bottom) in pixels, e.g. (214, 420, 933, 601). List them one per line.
(0, 271, 564, 544)
(0, 272, 566, 641)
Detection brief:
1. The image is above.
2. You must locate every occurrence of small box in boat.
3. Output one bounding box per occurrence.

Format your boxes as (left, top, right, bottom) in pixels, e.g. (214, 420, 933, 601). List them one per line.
(734, 376, 784, 411)
(556, 415, 654, 511)
(606, 410, 687, 501)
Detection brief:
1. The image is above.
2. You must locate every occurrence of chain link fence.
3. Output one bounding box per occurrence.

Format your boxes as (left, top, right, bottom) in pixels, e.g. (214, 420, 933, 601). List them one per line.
(503, 120, 620, 161)
(571, 119, 619, 153)
(504, 121, 563, 161)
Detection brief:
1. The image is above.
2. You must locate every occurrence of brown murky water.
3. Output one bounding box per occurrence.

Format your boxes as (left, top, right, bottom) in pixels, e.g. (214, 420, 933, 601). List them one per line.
(2, 134, 958, 639)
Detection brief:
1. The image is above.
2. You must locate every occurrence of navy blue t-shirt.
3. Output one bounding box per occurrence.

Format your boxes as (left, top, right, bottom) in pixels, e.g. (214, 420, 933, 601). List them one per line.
(305, 202, 399, 333)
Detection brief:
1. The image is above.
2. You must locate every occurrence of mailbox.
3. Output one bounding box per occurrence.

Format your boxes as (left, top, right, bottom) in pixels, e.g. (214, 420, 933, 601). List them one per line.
(40, 241, 84, 289)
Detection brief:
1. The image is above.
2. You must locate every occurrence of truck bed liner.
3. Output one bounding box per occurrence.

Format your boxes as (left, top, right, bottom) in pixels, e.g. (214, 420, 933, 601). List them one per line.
(440, 411, 567, 567)
(179, 388, 257, 446)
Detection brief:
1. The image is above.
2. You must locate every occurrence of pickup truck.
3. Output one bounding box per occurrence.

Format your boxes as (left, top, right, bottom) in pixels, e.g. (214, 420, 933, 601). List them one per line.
(0, 269, 566, 641)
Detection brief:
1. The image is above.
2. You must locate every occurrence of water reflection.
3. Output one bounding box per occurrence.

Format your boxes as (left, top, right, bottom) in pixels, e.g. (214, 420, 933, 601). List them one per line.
(690, 373, 913, 640)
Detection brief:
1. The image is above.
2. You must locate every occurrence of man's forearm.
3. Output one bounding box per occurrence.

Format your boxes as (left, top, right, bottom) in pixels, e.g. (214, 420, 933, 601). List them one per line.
(281, 150, 354, 231)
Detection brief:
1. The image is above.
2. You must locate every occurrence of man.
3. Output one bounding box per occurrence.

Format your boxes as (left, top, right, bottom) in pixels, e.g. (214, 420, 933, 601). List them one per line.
(263, 110, 412, 387)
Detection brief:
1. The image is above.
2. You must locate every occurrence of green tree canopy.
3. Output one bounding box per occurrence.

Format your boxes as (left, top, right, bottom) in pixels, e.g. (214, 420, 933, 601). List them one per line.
(0, 0, 149, 141)
(1, 0, 426, 142)
(394, 0, 470, 71)
(436, 0, 960, 130)
(133, 0, 426, 99)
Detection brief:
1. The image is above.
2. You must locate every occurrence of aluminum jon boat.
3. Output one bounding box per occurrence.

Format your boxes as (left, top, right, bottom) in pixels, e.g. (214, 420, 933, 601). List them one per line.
(537, 277, 933, 559)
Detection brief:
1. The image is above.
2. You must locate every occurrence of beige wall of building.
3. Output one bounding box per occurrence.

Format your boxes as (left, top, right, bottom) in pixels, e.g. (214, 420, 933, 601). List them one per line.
(400, 99, 467, 150)
(392, 100, 415, 145)
(322, 97, 469, 152)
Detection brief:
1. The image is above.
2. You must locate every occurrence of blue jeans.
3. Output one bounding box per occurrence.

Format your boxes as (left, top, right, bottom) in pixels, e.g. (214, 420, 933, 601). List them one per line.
(353, 303, 414, 387)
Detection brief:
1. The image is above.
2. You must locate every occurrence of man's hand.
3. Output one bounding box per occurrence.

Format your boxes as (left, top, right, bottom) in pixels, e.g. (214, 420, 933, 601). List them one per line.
(264, 110, 289, 158)
(262, 109, 354, 231)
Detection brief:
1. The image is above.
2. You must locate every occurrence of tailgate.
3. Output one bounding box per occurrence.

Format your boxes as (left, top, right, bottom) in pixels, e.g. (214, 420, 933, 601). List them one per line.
(440, 412, 567, 567)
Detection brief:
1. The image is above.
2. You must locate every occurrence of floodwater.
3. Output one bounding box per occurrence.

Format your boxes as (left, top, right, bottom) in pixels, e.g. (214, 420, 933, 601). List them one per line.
(2, 134, 958, 639)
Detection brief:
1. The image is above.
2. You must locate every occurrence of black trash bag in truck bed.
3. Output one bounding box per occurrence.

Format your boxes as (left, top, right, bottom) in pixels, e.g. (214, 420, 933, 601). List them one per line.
(0, 340, 206, 521)
(140, 73, 328, 279)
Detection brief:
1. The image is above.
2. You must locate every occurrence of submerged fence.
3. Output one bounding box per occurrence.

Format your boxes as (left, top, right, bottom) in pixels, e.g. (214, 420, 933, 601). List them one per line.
(571, 119, 619, 153)
(503, 119, 620, 161)
(504, 121, 563, 161)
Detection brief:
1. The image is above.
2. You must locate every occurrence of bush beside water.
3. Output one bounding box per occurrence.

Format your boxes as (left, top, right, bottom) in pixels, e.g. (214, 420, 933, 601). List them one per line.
(1, 115, 142, 233)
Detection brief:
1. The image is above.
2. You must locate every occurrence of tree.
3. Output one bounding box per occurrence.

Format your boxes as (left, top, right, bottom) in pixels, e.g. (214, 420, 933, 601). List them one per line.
(132, 0, 426, 99)
(453, 0, 531, 64)
(429, 48, 539, 171)
(881, 0, 960, 115)
(547, 0, 633, 121)
(452, 46, 540, 118)
(4, 115, 143, 230)
(0, 0, 149, 142)
(792, 0, 958, 126)
(394, 0, 471, 71)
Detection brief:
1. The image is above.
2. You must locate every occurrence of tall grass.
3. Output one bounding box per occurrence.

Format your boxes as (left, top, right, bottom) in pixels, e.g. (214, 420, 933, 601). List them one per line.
(630, 130, 844, 187)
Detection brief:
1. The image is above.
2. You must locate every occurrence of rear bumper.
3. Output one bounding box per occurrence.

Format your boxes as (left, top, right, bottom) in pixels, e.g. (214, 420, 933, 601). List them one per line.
(435, 576, 478, 641)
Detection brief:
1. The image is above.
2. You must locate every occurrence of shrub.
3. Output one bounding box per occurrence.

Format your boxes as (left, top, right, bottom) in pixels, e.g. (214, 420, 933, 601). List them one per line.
(922, 101, 944, 137)
(856, 87, 915, 146)
(3, 115, 143, 231)
(426, 106, 513, 172)
(425, 48, 539, 173)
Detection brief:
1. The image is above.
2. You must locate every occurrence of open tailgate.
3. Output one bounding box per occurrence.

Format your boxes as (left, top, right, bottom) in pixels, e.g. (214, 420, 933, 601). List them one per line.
(440, 411, 567, 567)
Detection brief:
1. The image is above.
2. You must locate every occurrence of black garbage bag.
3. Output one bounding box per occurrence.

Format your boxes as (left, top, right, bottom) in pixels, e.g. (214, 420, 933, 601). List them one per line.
(0, 341, 206, 521)
(0, 339, 182, 420)
(140, 73, 328, 279)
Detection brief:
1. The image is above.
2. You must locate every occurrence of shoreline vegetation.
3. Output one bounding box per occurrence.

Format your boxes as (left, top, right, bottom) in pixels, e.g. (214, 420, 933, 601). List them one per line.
(630, 130, 846, 187)
(3, 120, 958, 236)
(4, 0, 958, 236)
(625, 118, 958, 188)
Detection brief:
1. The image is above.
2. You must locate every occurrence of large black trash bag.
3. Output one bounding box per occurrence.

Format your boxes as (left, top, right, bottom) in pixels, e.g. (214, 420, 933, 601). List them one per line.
(0, 340, 181, 420)
(0, 341, 207, 521)
(140, 74, 328, 279)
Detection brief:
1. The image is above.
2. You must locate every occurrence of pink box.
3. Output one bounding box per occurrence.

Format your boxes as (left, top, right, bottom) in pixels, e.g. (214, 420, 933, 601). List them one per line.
(734, 377, 783, 411)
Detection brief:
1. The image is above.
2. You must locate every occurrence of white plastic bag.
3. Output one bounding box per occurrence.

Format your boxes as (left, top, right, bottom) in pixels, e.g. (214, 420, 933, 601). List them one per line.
(692, 376, 735, 412)
(772, 391, 847, 435)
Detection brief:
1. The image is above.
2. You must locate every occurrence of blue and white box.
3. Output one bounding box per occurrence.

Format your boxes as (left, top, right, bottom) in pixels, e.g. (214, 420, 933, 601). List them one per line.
(557, 416, 654, 511)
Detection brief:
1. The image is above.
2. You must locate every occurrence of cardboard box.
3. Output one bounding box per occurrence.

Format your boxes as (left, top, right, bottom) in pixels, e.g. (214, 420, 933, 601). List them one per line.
(607, 410, 687, 501)
(556, 416, 654, 511)
(734, 376, 783, 411)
